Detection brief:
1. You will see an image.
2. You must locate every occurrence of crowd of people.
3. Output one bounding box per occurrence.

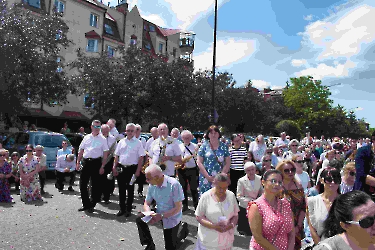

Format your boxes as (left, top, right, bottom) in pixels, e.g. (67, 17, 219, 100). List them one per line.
(1, 120, 375, 250)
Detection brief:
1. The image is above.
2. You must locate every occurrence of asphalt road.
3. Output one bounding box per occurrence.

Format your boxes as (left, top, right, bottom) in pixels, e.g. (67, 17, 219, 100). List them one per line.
(0, 174, 251, 250)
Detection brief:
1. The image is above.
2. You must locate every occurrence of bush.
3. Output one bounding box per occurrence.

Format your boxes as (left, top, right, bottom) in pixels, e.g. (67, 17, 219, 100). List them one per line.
(275, 120, 301, 139)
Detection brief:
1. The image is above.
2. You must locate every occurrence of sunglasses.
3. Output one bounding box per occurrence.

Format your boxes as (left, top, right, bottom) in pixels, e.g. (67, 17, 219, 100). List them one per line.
(266, 151, 272, 154)
(0, 154, 6, 157)
(93, 125, 101, 129)
(346, 215, 375, 229)
(263, 159, 271, 162)
(11, 155, 18, 158)
(323, 176, 341, 184)
(266, 179, 283, 186)
(349, 171, 356, 176)
(294, 160, 304, 164)
(283, 167, 296, 174)
(25, 150, 33, 152)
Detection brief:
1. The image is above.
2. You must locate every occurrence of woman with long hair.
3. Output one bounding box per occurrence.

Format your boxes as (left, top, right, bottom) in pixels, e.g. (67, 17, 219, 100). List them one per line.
(197, 125, 231, 197)
(247, 169, 295, 250)
(306, 168, 340, 245)
(314, 190, 375, 249)
(276, 160, 306, 250)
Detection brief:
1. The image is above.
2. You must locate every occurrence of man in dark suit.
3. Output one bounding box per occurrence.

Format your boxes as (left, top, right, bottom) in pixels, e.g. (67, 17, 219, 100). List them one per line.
(354, 131, 375, 200)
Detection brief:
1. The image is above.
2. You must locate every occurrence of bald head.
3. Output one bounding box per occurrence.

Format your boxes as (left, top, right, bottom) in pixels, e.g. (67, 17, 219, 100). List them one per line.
(150, 127, 158, 139)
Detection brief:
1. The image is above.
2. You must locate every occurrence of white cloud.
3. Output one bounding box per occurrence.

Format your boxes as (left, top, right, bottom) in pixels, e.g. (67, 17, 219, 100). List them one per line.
(252, 80, 270, 89)
(301, 5, 375, 60)
(303, 15, 313, 21)
(295, 60, 357, 80)
(355, 107, 364, 111)
(194, 39, 257, 70)
(163, 0, 226, 30)
(271, 85, 284, 90)
(291, 59, 307, 67)
(142, 14, 167, 27)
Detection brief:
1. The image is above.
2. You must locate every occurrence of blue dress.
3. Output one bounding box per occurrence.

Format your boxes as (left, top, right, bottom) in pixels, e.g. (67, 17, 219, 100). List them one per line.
(198, 141, 230, 196)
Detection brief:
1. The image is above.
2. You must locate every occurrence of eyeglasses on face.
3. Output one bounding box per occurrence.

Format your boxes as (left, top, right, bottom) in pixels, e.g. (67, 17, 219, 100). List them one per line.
(266, 179, 283, 186)
(0, 154, 6, 157)
(263, 159, 271, 162)
(283, 167, 296, 174)
(346, 215, 375, 229)
(62, 143, 67, 145)
(349, 171, 356, 176)
(323, 176, 341, 184)
(290, 144, 298, 147)
(92, 125, 101, 129)
(294, 160, 304, 164)
(25, 150, 33, 152)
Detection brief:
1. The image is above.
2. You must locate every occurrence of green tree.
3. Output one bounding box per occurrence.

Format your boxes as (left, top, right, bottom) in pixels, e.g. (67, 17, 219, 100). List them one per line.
(275, 120, 301, 139)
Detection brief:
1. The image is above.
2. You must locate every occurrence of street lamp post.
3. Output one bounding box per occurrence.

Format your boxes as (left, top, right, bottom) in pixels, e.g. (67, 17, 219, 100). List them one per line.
(211, 0, 218, 125)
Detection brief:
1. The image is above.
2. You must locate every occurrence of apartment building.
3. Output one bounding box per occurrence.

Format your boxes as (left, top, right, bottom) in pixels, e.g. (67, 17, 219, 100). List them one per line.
(7, 0, 195, 131)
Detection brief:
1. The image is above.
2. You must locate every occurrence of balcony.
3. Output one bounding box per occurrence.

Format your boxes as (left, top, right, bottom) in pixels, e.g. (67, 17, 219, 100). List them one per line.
(179, 32, 195, 54)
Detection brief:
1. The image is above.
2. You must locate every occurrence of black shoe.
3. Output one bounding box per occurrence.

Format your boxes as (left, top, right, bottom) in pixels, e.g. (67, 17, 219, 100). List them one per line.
(87, 208, 94, 213)
(178, 222, 189, 241)
(78, 206, 90, 212)
(124, 211, 131, 217)
(116, 210, 125, 216)
(68, 187, 74, 192)
(144, 242, 155, 250)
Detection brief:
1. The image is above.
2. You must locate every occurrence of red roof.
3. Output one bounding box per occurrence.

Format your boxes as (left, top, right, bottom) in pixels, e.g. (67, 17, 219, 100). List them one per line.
(85, 30, 101, 39)
(157, 27, 180, 37)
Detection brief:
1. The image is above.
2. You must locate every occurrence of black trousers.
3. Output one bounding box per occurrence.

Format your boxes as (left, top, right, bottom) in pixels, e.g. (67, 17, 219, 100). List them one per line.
(55, 170, 76, 189)
(79, 158, 102, 208)
(237, 206, 252, 235)
(136, 213, 182, 250)
(39, 170, 46, 190)
(8, 175, 20, 190)
(102, 157, 115, 202)
(117, 164, 137, 212)
(229, 169, 245, 194)
(136, 172, 146, 194)
(177, 167, 199, 208)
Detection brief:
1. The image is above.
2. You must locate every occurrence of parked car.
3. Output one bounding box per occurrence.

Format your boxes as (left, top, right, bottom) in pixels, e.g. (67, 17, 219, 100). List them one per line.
(2, 131, 73, 171)
(64, 133, 85, 156)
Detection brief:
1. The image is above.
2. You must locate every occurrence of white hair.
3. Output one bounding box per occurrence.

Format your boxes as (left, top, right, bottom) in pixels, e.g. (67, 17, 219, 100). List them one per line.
(289, 139, 299, 146)
(180, 130, 192, 137)
(108, 118, 116, 124)
(158, 123, 168, 129)
(244, 161, 256, 170)
(35, 145, 44, 150)
(91, 120, 101, 125)
(135, 124, 142, 130)
(171, 127, 180, 134)
(67, 154, 75, 161)
(126, 123, 136, 129)
(144, 164, 163, 177)
(101, 124, 110, 130)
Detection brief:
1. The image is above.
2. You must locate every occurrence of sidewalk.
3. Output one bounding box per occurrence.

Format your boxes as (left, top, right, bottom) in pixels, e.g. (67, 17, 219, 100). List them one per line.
(0, 176, 251, 250)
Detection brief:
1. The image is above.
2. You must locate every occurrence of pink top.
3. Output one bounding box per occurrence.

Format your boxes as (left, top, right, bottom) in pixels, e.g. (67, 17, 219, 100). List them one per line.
(248, 195, 293, 250)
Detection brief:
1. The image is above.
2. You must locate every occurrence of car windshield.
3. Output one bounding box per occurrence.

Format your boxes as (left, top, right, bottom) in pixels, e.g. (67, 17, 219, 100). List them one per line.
(32, 134, 71, 148)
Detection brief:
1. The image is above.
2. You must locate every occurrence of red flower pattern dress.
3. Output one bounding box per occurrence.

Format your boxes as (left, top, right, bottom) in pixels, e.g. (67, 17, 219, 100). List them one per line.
(18, 156, 42, 202)
(0, 161, 13, 202)
(247, 195, 294, 250)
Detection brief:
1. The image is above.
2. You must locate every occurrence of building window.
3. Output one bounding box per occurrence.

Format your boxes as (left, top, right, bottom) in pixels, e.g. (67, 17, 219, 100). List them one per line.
(24, 0, 41, 8)
(173, 47, 177, 58)
(104, 24, 113, 35)
(149, 25, 155, 32)
(107, 45, 114, 57)
(56, 57, 62, 72)
(84, 94, 94, 108)
(159, 43, 163, 53)
(54, 0, 64, 13)
(86, 39, 98, 52)
(144, 42, 151, 50)
(130, 38, 137, 45)
(90, 13, 98, 28)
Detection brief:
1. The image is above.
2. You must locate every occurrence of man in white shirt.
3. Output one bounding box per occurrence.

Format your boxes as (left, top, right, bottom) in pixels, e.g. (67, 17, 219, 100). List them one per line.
(100, 124, 117, 204)
(149, 123, 182, 177)
(145, 127, 159, 153)
(34, 145, 47, 194)
(57, 140, 72, 158)
(76, 120, 109, 213)
(275, 132, 289, 153)
(171, 127, 182, 144)
(112, 123, 145, 217)
(107, 118, 119, 140)
(178, 130, 199, 211)
(55, 154, 76, 192)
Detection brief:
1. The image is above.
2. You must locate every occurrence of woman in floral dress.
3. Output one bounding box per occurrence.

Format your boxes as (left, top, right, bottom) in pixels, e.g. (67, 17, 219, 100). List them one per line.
(18, 144, 42, 202)
(197, 125, 230, 197)
(0, 149, 13, 202)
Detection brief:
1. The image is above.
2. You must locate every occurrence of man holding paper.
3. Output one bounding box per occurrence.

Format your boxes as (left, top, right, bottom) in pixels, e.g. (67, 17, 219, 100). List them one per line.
(135, 164, 189, 250)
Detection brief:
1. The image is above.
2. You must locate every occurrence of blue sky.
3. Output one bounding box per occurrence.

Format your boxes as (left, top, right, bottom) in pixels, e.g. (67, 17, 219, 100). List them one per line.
(111, 0, 375, 128)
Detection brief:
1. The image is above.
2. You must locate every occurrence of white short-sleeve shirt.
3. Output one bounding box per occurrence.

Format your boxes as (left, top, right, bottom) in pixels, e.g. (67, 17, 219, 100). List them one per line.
(179, 143, 198, 168)
(79, 133, 109, 159)
(114, 137, 145, 165)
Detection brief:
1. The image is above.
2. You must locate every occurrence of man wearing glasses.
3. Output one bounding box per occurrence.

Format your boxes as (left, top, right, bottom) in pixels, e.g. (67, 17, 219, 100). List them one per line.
(76, 120, 109, 213)
(112, 123, 145, 217)
(354, 130, 375, 200)
(34, 145, 47, 195)
(57, 140, 72, 158)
